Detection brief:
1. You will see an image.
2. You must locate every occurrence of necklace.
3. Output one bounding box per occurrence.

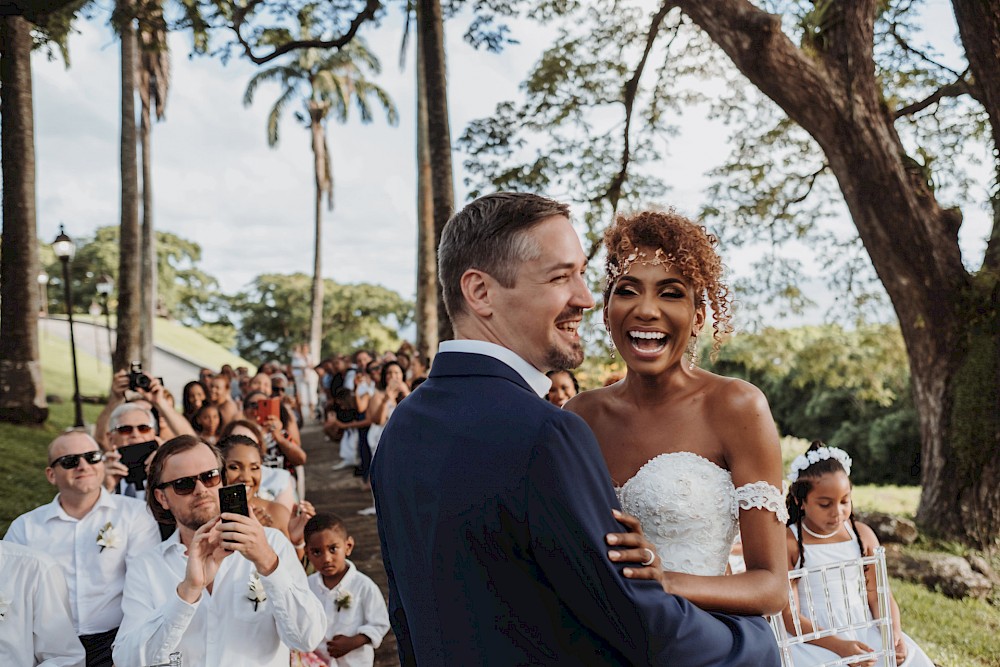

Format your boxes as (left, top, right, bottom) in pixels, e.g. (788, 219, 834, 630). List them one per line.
(802, 522, 842, 539)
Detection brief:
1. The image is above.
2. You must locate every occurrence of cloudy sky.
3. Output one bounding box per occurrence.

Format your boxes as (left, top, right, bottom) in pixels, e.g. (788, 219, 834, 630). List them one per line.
(30, 1, 990, 320)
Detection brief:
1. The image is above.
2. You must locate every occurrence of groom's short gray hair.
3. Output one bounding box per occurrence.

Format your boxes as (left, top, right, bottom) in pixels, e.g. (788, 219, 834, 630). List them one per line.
(438, 192, 570, 322)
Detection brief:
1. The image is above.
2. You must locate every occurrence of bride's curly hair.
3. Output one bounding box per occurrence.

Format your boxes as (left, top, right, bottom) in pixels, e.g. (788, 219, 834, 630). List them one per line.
(603, 209, 733, 357)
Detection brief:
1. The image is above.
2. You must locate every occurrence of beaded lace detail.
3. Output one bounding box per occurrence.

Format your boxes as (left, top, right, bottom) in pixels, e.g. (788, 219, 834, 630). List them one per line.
(734, 481, 788, 524)
(615, 451, 785, 576)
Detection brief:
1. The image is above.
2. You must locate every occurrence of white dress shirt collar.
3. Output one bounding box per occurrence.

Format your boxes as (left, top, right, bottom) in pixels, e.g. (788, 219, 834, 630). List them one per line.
(438, 340, 552, 398)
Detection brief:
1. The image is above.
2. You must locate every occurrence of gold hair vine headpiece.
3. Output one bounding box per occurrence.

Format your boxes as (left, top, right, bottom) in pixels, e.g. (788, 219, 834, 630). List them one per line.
(607, 247, 670, 281)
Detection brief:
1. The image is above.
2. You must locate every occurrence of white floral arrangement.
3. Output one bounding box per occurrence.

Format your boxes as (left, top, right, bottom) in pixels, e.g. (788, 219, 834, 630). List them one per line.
(788, 446, 852, 483)
(0, 594, 10, 621)
(334, 591, 352, 612)
(96, 522, 121, 552)
(248, 572, 267, 611)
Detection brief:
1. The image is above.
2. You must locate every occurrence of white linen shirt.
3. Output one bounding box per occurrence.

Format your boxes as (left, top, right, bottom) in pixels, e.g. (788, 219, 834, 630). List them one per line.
(306, 561, 390, 667)
(3, 488, 160, 635)
(113, 527, 326, 667)
(0, 541, 86, 666)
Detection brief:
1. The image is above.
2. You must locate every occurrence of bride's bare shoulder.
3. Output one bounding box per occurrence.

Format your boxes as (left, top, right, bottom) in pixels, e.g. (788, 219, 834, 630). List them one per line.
(563, 383, 618, 421)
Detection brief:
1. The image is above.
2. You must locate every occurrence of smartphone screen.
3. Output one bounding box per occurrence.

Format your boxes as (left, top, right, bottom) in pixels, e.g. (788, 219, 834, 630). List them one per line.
(118, 440, 158, 487)
(219, 483, 249, 517)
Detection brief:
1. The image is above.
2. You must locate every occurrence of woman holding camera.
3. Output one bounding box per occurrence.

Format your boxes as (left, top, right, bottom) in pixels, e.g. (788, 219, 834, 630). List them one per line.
(242, 391, 308, 472)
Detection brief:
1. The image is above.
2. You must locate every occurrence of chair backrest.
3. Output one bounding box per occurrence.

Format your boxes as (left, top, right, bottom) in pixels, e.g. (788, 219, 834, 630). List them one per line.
(768, 546, 897, 667)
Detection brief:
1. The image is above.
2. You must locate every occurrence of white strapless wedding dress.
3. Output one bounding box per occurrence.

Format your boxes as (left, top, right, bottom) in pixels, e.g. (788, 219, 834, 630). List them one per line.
(615, 451, 786, 576)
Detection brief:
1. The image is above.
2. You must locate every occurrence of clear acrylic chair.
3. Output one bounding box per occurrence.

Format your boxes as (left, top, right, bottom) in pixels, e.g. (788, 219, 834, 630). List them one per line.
(769, 546, 897, 667)
(143, 652, 182, 667)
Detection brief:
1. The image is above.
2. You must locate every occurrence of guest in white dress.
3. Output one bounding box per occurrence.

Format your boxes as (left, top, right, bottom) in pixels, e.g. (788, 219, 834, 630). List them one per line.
(784, 442, 934, 666)
(566, 209, 788, 616)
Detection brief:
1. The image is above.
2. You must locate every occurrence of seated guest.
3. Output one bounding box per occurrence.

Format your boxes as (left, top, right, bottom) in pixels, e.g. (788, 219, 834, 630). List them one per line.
(209, 373, 241, 429)
(181, 380, 208, 426)
(218, 419, 296, 511)
(545, 369, 579, 408)
(95, 370, 194, 450)
(218, 434, 291, 537)
(4, 430, 160, 666)
(193, 403, 221, 445)
(0, 540, 86, 666)
(101, 403, 161, 499)
(113, 436, 326, 666)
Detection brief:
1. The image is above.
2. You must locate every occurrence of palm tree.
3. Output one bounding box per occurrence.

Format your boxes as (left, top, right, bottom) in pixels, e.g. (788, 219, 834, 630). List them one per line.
(137, 0, 170, 369)
(113, 0, 142, 372)
(244, 26, 398, 358)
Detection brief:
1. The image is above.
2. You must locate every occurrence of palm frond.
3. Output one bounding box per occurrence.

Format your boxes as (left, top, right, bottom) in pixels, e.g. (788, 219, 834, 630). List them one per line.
(266, 86, 297, 146)
(244, 66, 295, 107)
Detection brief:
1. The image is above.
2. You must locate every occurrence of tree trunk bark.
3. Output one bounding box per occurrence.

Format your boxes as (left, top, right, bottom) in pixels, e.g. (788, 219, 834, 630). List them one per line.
(115, 0, 142, 373)
(309, 110, 326, 359)
(415, 6, 438, 361)
(139, 90, 156, 371)
(0, 14, 48, 424)
(417, 0, 454, 343)
(672, 0, 999, 547)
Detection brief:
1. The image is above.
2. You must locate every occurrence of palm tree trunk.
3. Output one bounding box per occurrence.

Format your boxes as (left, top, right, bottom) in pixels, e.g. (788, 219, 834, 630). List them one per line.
(309, 113, 326, 358)
(417, 0, 454, 343)
(139, 91, 156, 370)
(114, 0, 142, 373)
(415, 8, 438, 361)
(0, 14, 48, 424)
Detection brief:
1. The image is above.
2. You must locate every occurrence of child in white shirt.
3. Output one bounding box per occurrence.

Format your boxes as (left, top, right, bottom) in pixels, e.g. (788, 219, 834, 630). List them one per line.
(302, 513, 390, 667)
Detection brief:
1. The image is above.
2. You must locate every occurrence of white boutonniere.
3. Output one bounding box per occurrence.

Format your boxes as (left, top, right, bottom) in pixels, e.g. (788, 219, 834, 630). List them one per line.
(96, 522, 121, 552)
(334, 590, 352, 612)
(0, 595, 10, 621)
(248, 573, 267, 611)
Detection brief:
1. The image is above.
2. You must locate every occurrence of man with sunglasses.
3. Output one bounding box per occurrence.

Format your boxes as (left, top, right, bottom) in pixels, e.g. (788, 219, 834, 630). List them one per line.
(101, 403, 162, 499)
(114, 436, 325, 667)
(4, 430, 160, 666)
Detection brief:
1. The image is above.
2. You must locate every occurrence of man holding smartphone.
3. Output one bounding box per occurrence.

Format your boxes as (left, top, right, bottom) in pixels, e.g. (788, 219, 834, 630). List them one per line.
(4, 430, 160, 666)
(113, 436, 325, 667)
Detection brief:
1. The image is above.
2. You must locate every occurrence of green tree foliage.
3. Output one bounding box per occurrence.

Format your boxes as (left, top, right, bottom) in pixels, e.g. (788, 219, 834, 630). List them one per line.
(229, 273, 413, 365)
(39, 226, 225, 327)
(706, 325, 920, 486)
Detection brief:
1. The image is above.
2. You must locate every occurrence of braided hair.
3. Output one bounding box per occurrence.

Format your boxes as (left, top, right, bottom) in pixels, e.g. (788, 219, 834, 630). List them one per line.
(785, 440, 864, 568)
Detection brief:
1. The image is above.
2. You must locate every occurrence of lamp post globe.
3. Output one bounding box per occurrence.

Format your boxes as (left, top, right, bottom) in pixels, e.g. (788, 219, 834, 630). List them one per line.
(53, 225, 84, 427)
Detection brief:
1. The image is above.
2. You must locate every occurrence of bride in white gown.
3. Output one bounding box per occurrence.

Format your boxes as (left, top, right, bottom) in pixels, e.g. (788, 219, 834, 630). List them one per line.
(566, 209, 788, 615)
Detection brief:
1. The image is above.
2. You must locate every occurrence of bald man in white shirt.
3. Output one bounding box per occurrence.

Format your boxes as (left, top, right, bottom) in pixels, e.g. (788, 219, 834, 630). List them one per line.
(4, 430, 160, 666)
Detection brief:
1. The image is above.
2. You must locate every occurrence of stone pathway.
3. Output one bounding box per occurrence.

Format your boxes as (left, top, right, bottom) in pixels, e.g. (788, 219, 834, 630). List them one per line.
(299, 422, 399, 666)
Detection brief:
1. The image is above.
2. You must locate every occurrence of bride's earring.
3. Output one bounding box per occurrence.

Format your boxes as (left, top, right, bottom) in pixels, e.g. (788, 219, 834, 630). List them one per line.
(686, 335, 699, 370)
(607, 329, 616, 359)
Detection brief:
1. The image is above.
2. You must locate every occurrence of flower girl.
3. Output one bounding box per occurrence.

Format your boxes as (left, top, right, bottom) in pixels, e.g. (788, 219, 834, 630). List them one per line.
(783, 441, 933, 666)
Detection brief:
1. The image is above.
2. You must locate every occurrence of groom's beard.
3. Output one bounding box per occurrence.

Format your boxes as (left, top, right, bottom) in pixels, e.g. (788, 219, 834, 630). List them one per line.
(545, 308, 586, 370)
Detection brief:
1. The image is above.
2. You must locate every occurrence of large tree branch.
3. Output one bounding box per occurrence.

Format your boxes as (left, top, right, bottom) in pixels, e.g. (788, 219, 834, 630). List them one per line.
(893, 73, 973, 119)
(594, 3, 674, 214)
(230, 0, 381, 65)
(950, 0, 1000, 274)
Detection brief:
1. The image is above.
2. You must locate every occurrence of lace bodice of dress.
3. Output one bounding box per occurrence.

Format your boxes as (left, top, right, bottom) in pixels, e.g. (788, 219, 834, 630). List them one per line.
(615, 451, 787, 577)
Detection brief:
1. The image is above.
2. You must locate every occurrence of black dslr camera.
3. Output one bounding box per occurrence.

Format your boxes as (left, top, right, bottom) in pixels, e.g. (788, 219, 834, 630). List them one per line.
(128, 361, 152, 391)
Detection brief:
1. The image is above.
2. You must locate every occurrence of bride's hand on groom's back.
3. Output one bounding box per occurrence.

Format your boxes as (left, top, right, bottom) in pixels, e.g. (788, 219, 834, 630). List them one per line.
(606, 509, 672, 591)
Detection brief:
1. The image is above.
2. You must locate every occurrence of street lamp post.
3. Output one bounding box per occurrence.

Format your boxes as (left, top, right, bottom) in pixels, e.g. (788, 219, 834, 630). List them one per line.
(96, 275, 114, 377)
(37, 272, 49, 317)
(53, 225, 84, 428)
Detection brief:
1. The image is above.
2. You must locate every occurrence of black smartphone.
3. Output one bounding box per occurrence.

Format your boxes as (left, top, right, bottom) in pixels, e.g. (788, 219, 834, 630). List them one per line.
(118, 440, 158, 487)
(219, 483, 249, 517)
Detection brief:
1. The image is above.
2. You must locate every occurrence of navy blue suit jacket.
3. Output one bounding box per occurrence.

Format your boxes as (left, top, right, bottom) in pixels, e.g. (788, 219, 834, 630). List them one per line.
(371, 352, 779, 666)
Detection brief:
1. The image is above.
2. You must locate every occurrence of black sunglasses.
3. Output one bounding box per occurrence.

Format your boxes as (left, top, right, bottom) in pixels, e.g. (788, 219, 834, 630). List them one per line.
(114, 424, 154, 435)
(50, 450, 105, 469)
(156, 468, 222, 495)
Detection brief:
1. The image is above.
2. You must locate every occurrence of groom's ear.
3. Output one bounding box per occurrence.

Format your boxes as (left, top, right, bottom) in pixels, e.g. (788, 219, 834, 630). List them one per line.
(460, 269, 495, 318)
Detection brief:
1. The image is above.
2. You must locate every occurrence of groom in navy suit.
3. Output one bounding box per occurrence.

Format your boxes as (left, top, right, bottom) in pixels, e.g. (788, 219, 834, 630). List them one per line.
(371, 193, 779, 665)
